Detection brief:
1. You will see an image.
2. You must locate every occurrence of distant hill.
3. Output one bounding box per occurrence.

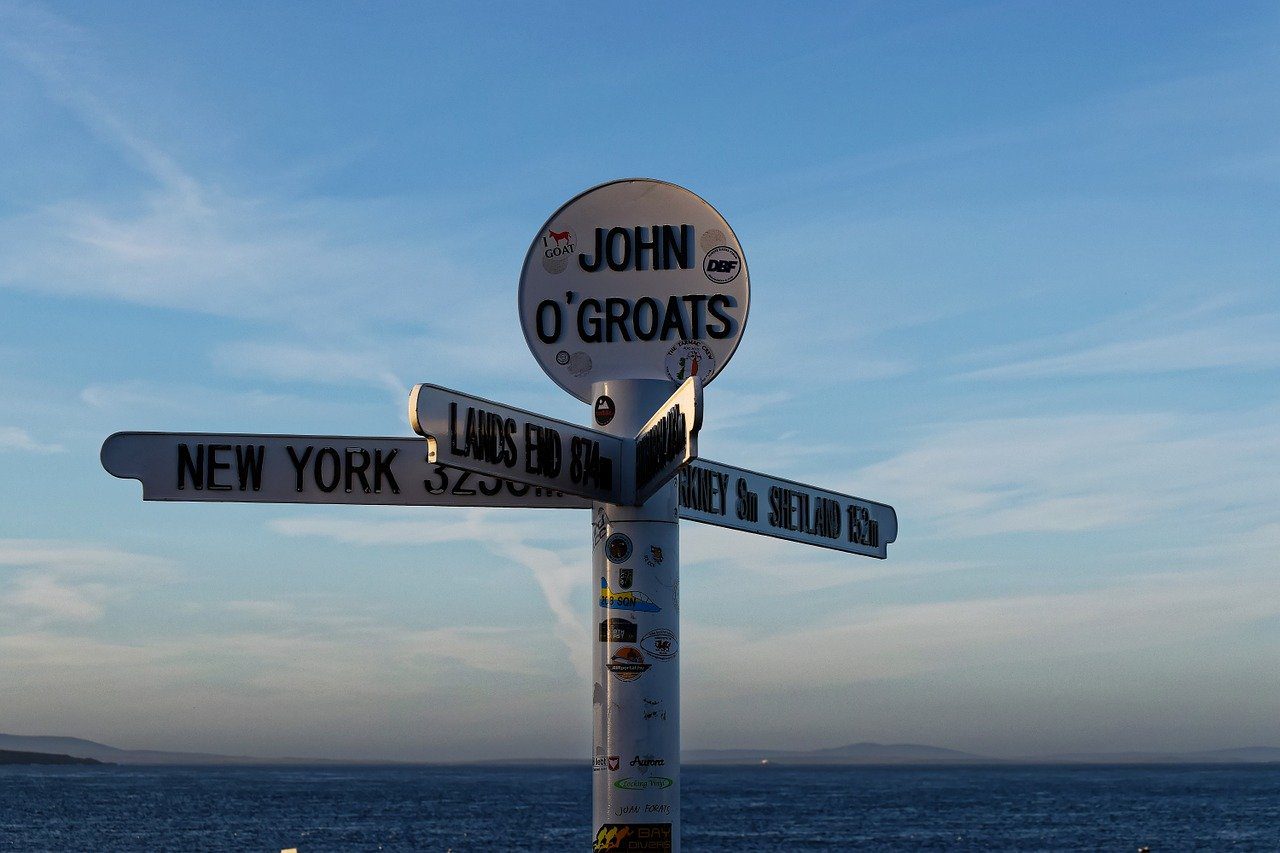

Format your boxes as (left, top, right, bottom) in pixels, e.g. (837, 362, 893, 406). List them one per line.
(0, 749, 106, 766)
(1037, 746, 1280, 764)
(2, 733, 1277, 766)
(684, 742, 1280, 766)
(0, 734, 346, 766)
(685, 742, 987, 765)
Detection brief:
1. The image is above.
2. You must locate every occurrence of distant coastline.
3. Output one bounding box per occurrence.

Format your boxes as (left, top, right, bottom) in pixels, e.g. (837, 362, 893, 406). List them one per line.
(681, 743, 1280, 766)
(0, 749, 106, 766)
(3, 733, 1278, 768)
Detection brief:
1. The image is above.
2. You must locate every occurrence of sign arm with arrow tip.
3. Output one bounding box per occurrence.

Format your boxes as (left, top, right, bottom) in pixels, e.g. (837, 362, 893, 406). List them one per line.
(675, 459, 897, 558)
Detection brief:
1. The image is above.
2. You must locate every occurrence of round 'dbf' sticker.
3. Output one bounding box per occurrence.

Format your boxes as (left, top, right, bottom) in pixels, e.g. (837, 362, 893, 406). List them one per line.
(519, 179, 750, 402)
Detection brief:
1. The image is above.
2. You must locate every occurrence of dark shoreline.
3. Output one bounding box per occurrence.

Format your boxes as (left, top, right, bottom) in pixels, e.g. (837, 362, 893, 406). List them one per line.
(5, 760, 1278, 770)
(0, 749, 106, 766)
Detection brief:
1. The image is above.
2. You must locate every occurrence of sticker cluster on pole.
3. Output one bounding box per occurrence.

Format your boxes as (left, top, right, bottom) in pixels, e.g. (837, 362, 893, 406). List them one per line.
(100, 178, 897, 853)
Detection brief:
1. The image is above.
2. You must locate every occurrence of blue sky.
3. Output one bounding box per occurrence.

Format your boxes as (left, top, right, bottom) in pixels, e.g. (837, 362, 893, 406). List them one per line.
(1, 1, 1277, 761)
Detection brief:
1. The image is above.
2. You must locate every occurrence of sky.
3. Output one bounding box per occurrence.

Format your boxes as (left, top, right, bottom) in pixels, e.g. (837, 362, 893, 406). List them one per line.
(1, 1, 1277, 762)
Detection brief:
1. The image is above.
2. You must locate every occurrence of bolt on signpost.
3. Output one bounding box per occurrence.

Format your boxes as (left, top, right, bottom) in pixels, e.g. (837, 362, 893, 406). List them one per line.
(101, 179, 897, 852)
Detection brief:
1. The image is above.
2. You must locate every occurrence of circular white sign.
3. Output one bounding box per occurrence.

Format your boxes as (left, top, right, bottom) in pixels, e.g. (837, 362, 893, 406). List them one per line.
(519, 179, 750, 402)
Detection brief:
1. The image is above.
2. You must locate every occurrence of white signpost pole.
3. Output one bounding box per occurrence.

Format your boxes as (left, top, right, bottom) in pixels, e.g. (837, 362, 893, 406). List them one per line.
(519, 179, 750, 852)
(590, 379, 682, 852)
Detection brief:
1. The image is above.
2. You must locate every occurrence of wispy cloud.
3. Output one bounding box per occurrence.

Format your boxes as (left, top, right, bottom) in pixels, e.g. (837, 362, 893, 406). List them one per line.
(682, 522, 970, 593)
(209, 612, 547, 685)
(0, 3, 500, 344)
(266, 508, 490, 547)
(693, 571, 1279, 697)
(0, 592, 565, 759)
(959, 301, 1280, 380)
(212, 341, 406, 401)
(855, 408, 1280, 539)
(0, 3, 203, 210)
(267, 508, 590, 676)
(0, 538, 174, 625)
(0, 539, 173, 578)
(0, 425, 64, 453)
(74, 379, 392, 438)
(687, 529, 1280, 701)
(755, 55, 1279, 208)
(79, 380, 296, 414)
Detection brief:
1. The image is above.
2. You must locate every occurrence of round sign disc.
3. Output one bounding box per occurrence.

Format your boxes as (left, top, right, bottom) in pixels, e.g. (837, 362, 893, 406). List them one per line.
(519, 179, 750, 402)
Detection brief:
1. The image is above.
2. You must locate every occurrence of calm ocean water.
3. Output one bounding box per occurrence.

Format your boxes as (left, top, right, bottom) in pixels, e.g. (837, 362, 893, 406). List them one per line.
(2, 763, 1278, 851)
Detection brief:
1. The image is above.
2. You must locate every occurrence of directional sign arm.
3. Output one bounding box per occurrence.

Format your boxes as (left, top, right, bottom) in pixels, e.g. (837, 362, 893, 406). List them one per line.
(675, 459, 897, 558)
(410, 384, 627, 504)
(632, 376, 703, 506)
(101, 432, 590, 508)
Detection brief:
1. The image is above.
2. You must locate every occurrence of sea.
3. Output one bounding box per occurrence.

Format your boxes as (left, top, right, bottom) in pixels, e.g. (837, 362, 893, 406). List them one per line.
(2, 763, 1278, 851)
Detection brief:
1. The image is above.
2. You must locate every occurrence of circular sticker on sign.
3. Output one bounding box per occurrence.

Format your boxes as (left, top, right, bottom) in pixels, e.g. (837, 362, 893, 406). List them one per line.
(640, 628, 678, 660)
(703, 246, 742, 284)
(519, 179, 750, 402)
(606, 646, 650, 682)
(664, 340, 715, 384)
(594, 394, 616, 426)
(606, 532, 632, 564)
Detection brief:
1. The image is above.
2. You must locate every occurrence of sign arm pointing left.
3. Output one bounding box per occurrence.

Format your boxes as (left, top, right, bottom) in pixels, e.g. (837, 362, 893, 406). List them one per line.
(100, 432, 591, 508)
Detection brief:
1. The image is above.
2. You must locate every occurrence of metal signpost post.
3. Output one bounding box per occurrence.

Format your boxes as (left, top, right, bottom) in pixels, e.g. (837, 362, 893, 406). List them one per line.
(586, 378, 686, 849)
(101, 178, 898, 852)
(516, 180, 744, 850)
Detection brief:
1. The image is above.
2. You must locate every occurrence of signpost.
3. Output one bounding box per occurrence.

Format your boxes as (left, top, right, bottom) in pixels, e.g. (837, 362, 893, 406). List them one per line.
(516, 180, 753, 849)
(101, 178, 897, 852)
